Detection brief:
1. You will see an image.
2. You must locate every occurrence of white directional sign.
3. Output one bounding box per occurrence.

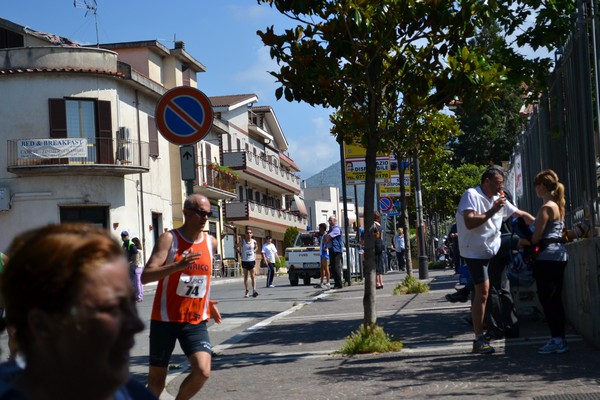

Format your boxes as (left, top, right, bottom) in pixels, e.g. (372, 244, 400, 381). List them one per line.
(179, 145, 197, 181)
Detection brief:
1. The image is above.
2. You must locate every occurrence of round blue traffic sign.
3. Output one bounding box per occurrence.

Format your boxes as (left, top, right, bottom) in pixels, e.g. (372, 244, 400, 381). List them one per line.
(155, 87, 214, 145)
(379, 196, 393, 213)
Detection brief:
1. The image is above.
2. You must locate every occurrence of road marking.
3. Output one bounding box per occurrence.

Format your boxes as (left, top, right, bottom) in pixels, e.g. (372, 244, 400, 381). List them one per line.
(212, 292, 331, 353)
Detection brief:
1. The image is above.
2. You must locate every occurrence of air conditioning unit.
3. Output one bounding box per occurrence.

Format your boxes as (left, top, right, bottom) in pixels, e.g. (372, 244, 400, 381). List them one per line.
(117, 127, 130, 141)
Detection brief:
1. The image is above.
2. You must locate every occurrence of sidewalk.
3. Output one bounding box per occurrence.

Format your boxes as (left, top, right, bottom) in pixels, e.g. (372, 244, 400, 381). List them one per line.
(164, 269, 600, 400)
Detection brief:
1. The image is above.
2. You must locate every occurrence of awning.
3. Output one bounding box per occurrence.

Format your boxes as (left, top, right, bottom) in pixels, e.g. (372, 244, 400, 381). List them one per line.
(292, 195, 308, 217)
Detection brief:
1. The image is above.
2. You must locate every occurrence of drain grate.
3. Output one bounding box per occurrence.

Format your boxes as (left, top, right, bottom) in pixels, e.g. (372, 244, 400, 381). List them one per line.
(533, 394, 600, 400)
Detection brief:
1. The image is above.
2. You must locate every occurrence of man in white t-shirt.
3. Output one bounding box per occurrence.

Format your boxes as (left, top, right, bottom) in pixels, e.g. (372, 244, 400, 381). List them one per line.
(456, 165, 534, 355)
(261, 236, 278, 288)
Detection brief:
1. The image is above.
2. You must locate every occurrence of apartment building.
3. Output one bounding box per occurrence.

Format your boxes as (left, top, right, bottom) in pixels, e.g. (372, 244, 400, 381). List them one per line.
(0, 17, 229, 258)
(210, 94, 307, 256)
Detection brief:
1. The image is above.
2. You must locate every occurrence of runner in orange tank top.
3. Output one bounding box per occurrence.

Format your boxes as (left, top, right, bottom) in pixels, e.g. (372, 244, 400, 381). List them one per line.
(142, 194, 221, 400)
(151, 229, 213, 323)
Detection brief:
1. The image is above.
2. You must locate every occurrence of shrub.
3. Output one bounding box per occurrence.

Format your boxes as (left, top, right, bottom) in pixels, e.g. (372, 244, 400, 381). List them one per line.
(340, 324, 403, 355)
(275, 255, 286, 271)
(392, 274, 429, 295)
(428, 260, 446, 270)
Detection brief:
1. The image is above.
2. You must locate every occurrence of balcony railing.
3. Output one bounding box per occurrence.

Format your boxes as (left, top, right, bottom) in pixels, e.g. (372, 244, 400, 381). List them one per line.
(222, 151, 301, 193)
(6, 138, 149, 176)
(204, 167, 237, 193)
(196, 166, 238, 199)
(224, 200, 307, 230)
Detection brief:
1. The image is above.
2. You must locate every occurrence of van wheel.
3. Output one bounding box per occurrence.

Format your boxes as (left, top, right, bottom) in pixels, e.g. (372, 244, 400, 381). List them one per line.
(303, 277, 311, 285)
(289, 274, 299, 286)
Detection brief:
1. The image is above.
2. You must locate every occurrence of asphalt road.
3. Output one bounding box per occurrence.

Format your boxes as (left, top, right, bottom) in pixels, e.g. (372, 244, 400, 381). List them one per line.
(128, 273, 323, 383)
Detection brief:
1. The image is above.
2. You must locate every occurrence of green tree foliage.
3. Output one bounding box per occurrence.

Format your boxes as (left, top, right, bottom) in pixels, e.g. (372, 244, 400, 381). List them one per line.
(450, 22, 530, 166)
(283, 226, 299, 251)
(257, 0, 574, 326)
(450, 85, 526, 166)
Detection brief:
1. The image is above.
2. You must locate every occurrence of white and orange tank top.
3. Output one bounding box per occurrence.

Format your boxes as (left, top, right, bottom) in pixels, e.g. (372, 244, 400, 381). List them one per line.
(151, 229, 213, 324)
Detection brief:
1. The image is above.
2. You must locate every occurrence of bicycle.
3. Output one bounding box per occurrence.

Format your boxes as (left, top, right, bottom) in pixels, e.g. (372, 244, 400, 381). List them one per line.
(387, 248, 398, 271)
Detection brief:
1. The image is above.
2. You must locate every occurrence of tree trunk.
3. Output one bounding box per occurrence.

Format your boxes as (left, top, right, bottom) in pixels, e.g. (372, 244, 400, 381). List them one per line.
(362, 132, 379, 326)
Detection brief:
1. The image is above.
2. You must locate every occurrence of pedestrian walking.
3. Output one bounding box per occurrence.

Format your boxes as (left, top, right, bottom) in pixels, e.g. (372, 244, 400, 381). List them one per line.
(262, 236, 278, 288)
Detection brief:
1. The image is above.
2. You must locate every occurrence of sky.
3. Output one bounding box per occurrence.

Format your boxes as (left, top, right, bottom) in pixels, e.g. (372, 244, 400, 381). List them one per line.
(2, 1, 337, 180)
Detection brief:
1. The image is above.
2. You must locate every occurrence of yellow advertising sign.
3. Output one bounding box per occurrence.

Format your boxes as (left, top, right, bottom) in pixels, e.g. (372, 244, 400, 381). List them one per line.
(344, 143, 389, 159)
(379, 173, 412, 196)
(344, 143, 412, 186)
(345, 157, 390, 184)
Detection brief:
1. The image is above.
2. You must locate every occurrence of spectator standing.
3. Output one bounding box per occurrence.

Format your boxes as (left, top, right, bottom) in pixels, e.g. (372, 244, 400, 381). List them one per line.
(518, 169, 570, 354)
(0, 223, 154, 399)
(373, 211, 385, 289)
(317, 222, 331, 289)
(325, 216, 344, 289)
(456, 165, 534, 354)
(239, 228, 259, 298)
(131, 237, 144, 302)
(392, 227, 406, 272)
(448, 223, 461, 274)
(262, 236, 278, 288)
(141, 194, 222, 399)
(0, 252, 18, 364)
(121, 231, 140, 300)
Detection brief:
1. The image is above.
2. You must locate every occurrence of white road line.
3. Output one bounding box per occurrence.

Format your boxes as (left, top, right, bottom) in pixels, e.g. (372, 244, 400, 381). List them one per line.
(212, 291, 330, 353)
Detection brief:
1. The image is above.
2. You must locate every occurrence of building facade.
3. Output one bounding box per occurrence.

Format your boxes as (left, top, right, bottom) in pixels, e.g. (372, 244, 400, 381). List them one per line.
(0, 18, 227, 260)
(210, 94, 307, 258)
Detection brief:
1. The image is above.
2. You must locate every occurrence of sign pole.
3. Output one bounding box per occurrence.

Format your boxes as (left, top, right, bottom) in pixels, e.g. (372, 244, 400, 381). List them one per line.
(185, 180, 194, 197)
(339, 139, 352, 286)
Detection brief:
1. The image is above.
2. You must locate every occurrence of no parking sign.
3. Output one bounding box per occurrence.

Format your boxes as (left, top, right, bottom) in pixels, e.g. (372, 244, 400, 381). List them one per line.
(379, 196, 393, 213)
(155, 87, 214, 145)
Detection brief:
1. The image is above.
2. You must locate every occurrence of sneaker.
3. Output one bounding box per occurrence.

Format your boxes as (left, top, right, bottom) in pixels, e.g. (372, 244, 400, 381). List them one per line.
(538, 338, 568, 354)
(253, 291, 259, 298)
(326, 284, 330, 289)
(445, 290, 470, 303)
(244, 290, 249, 298)
(269, 285, 275, 288)
(472, 338, 495, 354)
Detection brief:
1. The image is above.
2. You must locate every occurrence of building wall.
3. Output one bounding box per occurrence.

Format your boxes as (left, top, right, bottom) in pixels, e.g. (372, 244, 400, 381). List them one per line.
(0, 71, 175, 252)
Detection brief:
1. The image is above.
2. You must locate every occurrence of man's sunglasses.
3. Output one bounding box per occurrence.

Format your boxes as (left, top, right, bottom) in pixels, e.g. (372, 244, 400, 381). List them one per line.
(187, 208, 213, 218)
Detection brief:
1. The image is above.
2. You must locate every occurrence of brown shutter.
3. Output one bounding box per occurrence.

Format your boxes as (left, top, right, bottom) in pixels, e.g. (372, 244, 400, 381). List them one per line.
(48, 99, 67, 138)
(96, 100, 114, 164)
(48, 99, 67, 164)
(148, 116, 159, 157)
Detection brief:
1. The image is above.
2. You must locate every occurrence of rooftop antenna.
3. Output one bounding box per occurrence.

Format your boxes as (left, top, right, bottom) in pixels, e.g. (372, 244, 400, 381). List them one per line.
(73, 0, 99, 47)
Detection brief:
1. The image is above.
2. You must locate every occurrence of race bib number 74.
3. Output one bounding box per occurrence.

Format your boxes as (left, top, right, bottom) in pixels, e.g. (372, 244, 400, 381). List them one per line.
(176, 274, 207, 298)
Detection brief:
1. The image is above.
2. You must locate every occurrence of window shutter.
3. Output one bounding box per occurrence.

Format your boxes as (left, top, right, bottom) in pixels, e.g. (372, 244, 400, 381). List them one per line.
(148, 116, 159, 157)
(48, 99, 67, 138)
(96, 100, 114, 164)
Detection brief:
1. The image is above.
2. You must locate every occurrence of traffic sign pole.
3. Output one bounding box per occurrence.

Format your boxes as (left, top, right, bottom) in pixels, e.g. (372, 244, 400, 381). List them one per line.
(179, 145, 197, 196)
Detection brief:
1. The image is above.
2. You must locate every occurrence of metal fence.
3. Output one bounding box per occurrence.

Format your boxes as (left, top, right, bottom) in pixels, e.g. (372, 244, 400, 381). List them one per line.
(511, 0, 600, 232)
